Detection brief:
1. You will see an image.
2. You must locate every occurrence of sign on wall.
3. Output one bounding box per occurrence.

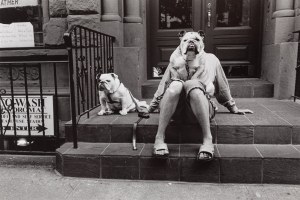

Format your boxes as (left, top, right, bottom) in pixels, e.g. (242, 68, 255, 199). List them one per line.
(0, 22, 35, 48)
(0, 0, 38, 9)
(1, 95, 54, 136)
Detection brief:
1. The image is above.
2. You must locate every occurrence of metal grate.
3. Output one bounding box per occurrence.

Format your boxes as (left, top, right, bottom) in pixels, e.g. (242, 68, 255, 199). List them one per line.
(0, 61, 66, 154)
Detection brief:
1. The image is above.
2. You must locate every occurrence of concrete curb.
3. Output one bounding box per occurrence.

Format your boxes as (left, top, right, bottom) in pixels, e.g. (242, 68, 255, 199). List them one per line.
(0, 154, 55, 167)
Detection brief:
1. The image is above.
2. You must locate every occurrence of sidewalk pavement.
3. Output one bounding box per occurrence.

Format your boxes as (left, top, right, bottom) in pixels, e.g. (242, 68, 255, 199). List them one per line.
(0, 165, 299, 200)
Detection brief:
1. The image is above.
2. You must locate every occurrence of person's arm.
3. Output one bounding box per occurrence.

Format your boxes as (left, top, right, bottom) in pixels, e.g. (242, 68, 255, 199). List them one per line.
(148, 63, 172, 112)
(214, 58, 253, 115)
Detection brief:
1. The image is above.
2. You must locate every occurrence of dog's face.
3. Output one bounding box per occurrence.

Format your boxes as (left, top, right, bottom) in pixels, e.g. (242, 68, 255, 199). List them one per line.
(178, 30, 205, 56)
(96, 73, 119, 93)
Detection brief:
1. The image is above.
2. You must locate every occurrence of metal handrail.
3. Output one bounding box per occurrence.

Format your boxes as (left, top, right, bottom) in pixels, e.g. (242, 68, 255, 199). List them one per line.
(64, 25, 116, 149)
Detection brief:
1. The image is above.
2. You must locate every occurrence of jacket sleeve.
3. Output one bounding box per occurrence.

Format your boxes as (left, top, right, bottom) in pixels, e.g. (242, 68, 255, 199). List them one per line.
(214, 59, 237, 112)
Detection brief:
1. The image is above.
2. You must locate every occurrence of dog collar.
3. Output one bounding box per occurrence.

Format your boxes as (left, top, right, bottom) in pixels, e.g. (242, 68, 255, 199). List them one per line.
(106, 81, 122, 104)
(110, 81, 122, 94)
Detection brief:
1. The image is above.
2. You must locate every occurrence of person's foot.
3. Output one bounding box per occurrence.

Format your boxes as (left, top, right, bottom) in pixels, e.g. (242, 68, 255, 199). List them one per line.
(153, 137, 169, 157)
(197, 143, 214, 161)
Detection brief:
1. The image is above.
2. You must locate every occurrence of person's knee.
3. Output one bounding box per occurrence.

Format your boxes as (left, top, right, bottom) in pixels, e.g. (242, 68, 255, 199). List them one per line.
(183, 79, 199, 91)
(166, 81, 183, 97)
(189, 88, 206, 101)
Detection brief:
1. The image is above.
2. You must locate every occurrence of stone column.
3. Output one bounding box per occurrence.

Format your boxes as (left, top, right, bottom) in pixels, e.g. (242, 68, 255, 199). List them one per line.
(101, 0, 121, 21)
(295, 0, 300, 31)
(42, 0, 50, 23)
(273, 0, 295, 18)
(124, 0, 142, 23)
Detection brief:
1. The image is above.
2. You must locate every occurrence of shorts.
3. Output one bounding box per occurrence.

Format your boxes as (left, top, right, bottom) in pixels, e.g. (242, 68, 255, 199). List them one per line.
(160, 79, 216, 123)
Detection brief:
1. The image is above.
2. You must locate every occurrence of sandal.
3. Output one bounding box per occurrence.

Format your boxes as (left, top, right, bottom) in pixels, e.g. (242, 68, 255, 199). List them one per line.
(153, 143, 169, 158)
(197, 143, 214, 162)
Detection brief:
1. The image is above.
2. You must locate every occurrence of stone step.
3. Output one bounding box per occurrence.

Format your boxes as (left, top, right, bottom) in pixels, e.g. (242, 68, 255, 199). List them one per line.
(65, 98, 300, 145)
(56, 143, 300, 184)
(141, 79, 274, 99)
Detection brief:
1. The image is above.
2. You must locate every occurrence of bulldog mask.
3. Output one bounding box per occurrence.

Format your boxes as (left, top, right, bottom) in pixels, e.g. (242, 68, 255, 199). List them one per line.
(179, 30, 205, 59)
(97, 73, 149, 116)
(169, 30, 215, 95)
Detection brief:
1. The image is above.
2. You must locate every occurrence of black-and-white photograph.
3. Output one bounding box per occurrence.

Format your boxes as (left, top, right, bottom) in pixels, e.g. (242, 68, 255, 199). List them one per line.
(0, 0, 300, 199)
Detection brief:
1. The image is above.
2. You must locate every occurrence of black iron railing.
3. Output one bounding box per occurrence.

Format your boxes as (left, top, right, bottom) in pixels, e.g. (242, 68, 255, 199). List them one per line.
(0, 61, 67, 154)
(64, 25, 115, 148)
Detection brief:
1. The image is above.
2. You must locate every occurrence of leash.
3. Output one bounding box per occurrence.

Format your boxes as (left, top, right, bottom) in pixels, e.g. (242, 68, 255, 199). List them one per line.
(128, 91, 150, 150)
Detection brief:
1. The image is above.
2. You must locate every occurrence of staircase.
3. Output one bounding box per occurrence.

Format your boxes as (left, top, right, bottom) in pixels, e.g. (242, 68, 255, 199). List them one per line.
(56, 80, 300, 184)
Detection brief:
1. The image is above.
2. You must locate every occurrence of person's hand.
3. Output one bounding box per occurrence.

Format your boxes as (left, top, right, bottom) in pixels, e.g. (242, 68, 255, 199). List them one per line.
(233, 109, 253, 115)
(231, 105, 253, 115)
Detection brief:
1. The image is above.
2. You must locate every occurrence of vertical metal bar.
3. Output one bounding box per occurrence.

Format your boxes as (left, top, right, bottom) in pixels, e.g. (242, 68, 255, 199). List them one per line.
(100, 34, 104, 73)
(53, 63, 60, 147)
(85, 29, 89, 117)
(106, 36, 109, 72)
(96, 33, 100, 74)
(108, 37, 111, 72)
(89, 30, 93, 110)
(109, 37, 112, 72)
(38, 65, 45, 137)
(74, 28, 80, 115)
(93, 32, 97, 105)
(105, 36, 108, 73)
(80, 27, 85, 112)
(111, 38, 115, 71)
(67, 32, 78, 149)
(9, 65, 17, 149)
(38, 64, 46, 151)
(23, 65, 32, 150)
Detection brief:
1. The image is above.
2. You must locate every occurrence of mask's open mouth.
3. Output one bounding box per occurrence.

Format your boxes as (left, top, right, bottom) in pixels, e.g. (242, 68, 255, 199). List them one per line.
(185, 43, 199, 54)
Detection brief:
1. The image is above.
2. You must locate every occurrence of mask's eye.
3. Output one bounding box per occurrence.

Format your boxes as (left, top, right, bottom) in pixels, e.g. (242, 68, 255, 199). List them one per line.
(195, 38, 200, 41)
(183, 39, 187, 42)
(107, 80, 111, 82)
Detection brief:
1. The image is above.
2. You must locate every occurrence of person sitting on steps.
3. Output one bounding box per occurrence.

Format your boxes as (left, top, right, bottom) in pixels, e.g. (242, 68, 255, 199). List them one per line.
(148, 30, 253, 161)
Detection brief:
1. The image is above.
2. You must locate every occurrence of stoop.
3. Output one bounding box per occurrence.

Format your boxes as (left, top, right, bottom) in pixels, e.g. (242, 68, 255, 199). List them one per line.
(56, 98, 300, 184)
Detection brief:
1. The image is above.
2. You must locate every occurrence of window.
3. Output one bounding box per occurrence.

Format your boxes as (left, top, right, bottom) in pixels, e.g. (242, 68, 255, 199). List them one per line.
(159, 0, 192, 29)
(216, 0, 250, 27)
(0, 0, 45, 46)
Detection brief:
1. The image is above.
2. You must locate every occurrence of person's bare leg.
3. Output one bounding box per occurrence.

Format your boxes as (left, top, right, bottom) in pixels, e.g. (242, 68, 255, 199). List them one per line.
(189, 89, 213, 159)
(154, 81, 183, 155)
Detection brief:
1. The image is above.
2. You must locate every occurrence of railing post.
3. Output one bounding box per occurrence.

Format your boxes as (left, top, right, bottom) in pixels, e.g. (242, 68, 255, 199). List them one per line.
(64, 32, 78, 149)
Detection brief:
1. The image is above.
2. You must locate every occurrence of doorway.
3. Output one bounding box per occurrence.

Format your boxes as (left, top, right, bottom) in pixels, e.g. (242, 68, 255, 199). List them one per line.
(148, 0, 263, 78)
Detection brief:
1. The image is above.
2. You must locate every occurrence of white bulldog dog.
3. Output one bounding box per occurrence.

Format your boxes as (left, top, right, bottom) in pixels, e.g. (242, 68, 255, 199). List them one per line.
(169, 30, 215, 95)
(97, 73, 149, 116)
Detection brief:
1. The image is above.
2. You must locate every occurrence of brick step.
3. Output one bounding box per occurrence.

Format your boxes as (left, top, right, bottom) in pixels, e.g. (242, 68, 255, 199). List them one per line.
(56, 143, 300, 184)
(142, 79, 274, 98)
(65, 98, 300, 145)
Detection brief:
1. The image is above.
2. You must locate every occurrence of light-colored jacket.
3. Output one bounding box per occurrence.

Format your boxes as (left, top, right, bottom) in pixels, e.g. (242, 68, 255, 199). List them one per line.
(149, 50, 236, 112)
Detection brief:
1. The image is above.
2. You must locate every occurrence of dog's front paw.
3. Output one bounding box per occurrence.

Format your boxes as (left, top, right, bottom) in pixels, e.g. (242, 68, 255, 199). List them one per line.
(97, 110, 106, 116)
(119, 110, 128, 115)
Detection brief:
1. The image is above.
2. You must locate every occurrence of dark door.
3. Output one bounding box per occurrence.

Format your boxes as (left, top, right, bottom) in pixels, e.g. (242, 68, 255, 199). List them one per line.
(148, 0, 263, 78)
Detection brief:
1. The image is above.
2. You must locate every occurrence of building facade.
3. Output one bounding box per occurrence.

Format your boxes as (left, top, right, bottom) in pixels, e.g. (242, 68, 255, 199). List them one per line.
(0, 0, 299, 104)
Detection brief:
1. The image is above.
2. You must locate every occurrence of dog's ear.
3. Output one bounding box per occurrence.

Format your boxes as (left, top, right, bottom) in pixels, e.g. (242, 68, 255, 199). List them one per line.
(96, 73, 101, 80)
(198, 30, 205, 39)
(178, 30, 186, 40)
(110, 73, 118, 79)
